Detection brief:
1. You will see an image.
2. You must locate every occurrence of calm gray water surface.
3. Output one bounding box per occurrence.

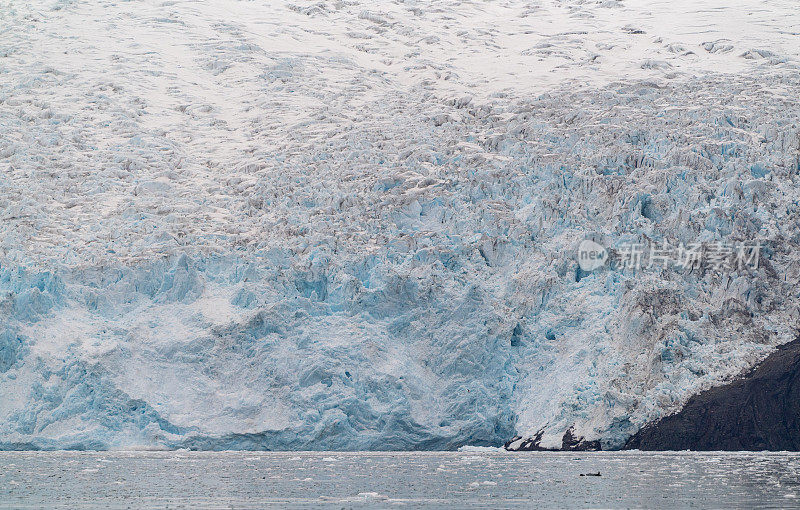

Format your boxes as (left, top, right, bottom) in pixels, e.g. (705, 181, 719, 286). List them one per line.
(2, 450, 800, 508)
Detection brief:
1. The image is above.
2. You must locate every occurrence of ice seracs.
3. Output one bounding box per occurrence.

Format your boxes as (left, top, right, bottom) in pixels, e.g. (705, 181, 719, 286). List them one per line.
(1, 0, 799, 450)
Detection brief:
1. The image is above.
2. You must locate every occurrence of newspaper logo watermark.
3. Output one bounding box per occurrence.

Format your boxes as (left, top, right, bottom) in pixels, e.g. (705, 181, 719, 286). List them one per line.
(577, 240, 761, 272)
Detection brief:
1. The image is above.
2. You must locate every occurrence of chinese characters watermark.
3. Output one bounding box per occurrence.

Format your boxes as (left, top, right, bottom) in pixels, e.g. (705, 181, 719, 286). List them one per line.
(578, 240, 761, 272)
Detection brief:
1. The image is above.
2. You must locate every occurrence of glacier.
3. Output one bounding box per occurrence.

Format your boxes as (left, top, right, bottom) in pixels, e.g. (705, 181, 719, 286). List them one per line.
(1, 0, 799, 450)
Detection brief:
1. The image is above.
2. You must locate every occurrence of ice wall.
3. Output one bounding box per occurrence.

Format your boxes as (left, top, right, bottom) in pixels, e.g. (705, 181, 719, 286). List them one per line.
(1, 0, 799, 450)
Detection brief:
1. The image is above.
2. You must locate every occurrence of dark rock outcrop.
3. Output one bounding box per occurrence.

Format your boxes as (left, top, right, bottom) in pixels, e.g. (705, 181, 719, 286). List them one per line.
(505, 426, 601, 451)
(626, 338, 800, 451)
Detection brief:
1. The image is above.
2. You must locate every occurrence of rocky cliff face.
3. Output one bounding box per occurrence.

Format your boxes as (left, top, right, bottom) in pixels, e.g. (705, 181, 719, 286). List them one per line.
(626, 339, 800, 451)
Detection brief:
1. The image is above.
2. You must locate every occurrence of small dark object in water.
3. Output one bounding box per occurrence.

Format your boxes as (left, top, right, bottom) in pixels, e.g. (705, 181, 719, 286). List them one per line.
(580, 472, 601, 477)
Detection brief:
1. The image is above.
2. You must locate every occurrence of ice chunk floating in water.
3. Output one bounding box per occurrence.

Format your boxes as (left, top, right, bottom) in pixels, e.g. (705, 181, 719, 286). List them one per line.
(1, 0, 799, 450)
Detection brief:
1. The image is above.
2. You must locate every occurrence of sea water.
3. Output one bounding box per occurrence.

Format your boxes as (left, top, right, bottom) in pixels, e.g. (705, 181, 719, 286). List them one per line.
(2, 450, 800, 508)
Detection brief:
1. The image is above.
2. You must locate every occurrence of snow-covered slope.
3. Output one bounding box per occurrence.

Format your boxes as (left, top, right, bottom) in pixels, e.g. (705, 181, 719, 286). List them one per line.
(1, 0, 799, 450)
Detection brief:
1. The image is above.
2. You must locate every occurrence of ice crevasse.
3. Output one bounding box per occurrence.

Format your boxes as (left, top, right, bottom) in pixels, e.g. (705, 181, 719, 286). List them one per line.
(1, 0, 800, 450)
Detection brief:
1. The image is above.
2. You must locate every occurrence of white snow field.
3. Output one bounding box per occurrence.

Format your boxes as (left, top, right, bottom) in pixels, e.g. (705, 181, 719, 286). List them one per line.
(0, 0, 799, 450)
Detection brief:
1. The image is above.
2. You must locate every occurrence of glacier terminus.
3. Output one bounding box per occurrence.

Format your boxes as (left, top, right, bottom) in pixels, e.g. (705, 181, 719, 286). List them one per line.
(1, 0, 799, 452)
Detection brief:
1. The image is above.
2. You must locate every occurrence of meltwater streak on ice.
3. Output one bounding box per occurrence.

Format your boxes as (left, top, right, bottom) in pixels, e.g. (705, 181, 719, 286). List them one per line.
(1, 0, 800, 450)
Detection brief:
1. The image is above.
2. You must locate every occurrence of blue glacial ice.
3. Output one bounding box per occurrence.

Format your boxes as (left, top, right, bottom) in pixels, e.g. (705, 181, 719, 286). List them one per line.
(1, 0, 799, 450)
